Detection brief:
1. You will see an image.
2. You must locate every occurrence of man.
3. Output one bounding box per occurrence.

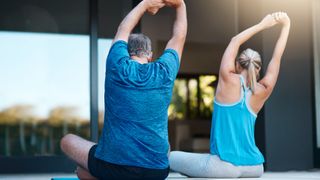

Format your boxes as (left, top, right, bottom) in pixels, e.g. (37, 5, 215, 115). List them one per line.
(60, 0, 187, 179)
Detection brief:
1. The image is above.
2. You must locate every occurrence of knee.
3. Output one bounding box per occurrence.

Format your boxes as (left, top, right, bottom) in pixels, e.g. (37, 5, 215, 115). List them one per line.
(60, 133, 76, 153)
(168, 151, 186, 171)
(168, 151, 182, 164)
(76, 166, 96, 180)
(257, 165, 264, 177)
(249, 164, 264, 178)
(239, 164, 264, 178)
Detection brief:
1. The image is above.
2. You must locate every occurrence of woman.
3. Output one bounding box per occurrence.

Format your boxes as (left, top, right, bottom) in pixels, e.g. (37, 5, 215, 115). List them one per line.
(169, 12, 290, 178)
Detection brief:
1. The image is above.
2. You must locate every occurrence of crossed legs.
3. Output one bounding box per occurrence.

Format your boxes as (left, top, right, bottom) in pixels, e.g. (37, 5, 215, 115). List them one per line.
(169, 151, 264, 178)
(60, 134, 97, 180)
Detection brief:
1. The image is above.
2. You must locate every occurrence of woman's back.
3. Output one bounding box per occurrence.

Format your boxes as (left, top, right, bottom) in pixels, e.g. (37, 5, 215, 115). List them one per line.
(215, 72, 268, 115)
(211, 75, 265, 166)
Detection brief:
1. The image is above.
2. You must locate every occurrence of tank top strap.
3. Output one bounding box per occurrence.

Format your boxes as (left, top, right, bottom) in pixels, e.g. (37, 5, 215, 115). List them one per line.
(239, 74, 244, 85)
(239, 75, 246, 94)
(239, 75, 247, 105)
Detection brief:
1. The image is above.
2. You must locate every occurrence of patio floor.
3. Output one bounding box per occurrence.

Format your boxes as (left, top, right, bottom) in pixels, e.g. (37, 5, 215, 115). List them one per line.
(0, 170, 319, 180)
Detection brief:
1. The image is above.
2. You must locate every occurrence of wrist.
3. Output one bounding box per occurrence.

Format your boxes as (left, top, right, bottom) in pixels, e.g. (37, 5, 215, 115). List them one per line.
(283, 22, 291, 28)
(176, 1, 185, 8)
(140, 0, 149, 11)
(256, 23, 265, 31)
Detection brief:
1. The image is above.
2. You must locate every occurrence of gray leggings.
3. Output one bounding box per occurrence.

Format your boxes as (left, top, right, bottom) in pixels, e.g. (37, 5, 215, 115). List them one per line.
(169, 151, 264, 178)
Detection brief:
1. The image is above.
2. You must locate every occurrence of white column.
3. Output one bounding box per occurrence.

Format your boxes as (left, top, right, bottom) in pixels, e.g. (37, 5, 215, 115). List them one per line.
(313, 0, 320, 148)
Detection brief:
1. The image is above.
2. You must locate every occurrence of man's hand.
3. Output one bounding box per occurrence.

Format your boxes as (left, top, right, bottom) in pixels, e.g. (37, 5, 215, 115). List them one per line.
(113, 0, 163, 43)
(144, 0, 166, 15)
(164, 0, 183, 8)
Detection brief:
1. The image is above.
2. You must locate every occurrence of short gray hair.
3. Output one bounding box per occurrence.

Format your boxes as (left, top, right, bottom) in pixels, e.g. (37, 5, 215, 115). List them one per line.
(128, 33, 152, 58)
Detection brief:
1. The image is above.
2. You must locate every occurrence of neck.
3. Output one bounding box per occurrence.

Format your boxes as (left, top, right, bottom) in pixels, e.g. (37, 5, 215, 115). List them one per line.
(240, 70, 248, 78)
(240, 70, 248, 86)
(131, 56, 149, 64)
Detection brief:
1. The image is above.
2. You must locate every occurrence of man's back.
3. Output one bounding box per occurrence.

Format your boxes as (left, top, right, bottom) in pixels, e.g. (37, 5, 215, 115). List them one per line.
(60, 1, 186, 179)
(95, 40, 180, 169)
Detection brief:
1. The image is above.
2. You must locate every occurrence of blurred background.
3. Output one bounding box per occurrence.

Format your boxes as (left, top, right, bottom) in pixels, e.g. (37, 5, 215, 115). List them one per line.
(0, 0, 319, 173)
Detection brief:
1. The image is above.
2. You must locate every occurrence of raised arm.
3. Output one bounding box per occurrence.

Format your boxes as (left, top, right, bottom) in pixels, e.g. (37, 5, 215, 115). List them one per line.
(113, 0, 165, 44)
(259, 12, 291, 94)
(219, 14, 278, 81)
(165, 0, 187, 60)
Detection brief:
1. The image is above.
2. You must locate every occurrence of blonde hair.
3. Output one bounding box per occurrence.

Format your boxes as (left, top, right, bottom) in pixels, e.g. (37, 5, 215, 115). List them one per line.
(237, 48, 262, 94)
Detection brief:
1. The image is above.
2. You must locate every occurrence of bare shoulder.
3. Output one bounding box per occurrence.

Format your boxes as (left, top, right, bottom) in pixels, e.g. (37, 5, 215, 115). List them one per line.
(219, 72, 241, 86)
(216, 73, 242, 103)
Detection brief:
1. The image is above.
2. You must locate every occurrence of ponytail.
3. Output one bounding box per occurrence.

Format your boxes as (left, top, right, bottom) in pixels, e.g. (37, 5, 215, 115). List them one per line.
(248, 61, 257, 94)
(237, 48, 262, 94)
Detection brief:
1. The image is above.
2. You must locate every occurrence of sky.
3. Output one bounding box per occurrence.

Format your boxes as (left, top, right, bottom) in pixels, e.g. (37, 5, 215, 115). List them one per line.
(0, 31, 112, 119)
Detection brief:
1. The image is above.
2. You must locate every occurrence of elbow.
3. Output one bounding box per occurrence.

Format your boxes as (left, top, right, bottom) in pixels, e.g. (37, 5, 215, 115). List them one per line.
(172, 33, 186, 42)
(225, 37, 241, 49)
(219, 66, 234, 78)
(261, 81, 275, 96)
(264, 86, 274, 98)
(180, 29, 187, 38)
(173, 22, 187, 39)
(174, 27, 187, 39)
(117, 23, 130, 34)
(230, 36, 240, 46)
(178, 34, 187, 41)
(117, 26, 125, 33)
(231, 36, 237, 42)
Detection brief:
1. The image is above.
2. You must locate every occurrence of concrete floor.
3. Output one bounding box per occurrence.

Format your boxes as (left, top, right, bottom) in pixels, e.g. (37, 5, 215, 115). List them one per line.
(0, 171, 319, 180)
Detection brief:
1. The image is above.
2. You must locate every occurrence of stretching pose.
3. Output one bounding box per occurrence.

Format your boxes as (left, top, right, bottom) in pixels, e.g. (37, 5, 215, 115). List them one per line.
(60, 0, 187, 179)
(170, 12, 290, 178)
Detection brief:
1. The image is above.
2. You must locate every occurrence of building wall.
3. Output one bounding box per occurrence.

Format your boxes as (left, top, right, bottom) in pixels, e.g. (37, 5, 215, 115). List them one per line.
(141, 0, 238, 74)
(260, 0, 314, 171)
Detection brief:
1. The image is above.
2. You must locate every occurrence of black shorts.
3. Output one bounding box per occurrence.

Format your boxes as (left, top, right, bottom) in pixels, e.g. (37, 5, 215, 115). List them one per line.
(88, 145, 170, 180)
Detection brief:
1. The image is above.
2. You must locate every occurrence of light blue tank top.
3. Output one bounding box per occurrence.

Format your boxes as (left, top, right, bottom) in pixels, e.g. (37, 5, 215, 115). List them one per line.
(210, 75, 265, 166)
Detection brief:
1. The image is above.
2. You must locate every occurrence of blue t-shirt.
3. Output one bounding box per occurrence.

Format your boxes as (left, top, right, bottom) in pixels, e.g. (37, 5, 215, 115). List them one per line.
(95, 41, 180, 169)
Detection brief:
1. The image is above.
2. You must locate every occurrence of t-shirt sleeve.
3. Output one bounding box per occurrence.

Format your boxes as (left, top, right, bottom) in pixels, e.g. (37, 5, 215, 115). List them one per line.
(156, 49, 180, 81)
(106, 40, 130, 67)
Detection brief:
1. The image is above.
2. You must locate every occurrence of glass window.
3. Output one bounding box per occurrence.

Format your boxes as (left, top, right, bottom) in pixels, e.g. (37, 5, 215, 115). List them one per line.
(0, 31, 90, 156)
(199, 75, 217, 119)
(169, 75, 217, 120)
(188, 79, 199, 119)
(169, 79, 188, 120)
(97, 38, 113, 134)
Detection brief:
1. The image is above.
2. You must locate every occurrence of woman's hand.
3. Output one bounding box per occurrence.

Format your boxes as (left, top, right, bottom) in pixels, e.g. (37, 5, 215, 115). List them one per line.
(273, 12, 291, 27)
(259, 14, 278, 29)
